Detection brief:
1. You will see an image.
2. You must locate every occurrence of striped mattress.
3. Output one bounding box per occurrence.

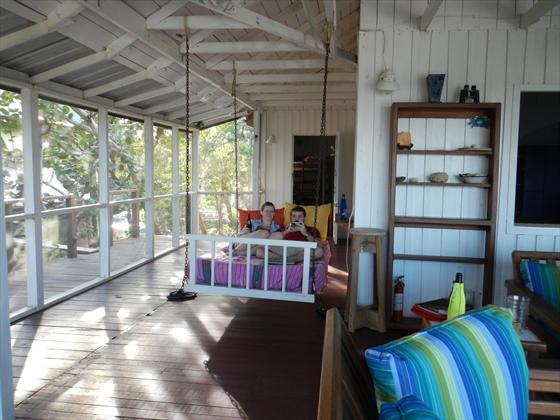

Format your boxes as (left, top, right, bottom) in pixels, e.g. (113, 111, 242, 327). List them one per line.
(186, 242, 331, 294)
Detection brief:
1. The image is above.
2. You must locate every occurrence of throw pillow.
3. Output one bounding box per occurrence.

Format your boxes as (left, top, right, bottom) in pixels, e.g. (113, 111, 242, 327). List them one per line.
(519, 260, 560, 309)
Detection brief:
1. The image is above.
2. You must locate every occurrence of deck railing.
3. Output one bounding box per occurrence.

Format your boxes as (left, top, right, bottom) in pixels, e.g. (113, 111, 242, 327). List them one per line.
(184, 234, 317, 303)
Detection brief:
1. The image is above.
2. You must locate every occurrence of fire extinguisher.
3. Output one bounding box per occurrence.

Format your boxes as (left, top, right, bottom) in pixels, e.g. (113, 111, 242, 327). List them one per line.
(392, 276, 405, 322)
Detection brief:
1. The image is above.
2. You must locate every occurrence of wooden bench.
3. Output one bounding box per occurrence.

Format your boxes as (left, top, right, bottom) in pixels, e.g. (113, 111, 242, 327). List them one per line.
(317, 308, 560, 419)
(505, 251, 560, 350)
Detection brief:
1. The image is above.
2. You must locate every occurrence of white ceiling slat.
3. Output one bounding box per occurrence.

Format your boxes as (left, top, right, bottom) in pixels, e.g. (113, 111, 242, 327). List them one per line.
(323, 0, 336, 54)
(420, 0, 444, 31)
(226, 72, 356, 84)
(78, 0, 256, 109)
(301, 0, 321, 45)
(146, 0, 188, 26)
(0, 2, 84, 52)
(188, 0, 326, 53)
(209, 59, 346, 71)
(144, 96, 201, 114)
(257, 100, 355, 108)
(149, 15, 252, 30)
(114, 78, 185, 107)
(185, 41, 307, 54)
(248, 92, 355, 101)
(84, 57, 173, 98)
(30, 35, 136, 84)
(239, 83, 355, 93)
(520, 0, 560, 29)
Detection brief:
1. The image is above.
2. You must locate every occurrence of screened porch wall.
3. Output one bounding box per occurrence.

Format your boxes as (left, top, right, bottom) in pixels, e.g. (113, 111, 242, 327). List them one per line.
(260, 107, 356, 213)
(354, 0, 560, 309)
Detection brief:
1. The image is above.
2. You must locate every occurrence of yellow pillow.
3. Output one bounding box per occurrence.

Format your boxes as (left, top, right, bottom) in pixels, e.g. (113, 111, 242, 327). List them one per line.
(283, 202, 332, 241)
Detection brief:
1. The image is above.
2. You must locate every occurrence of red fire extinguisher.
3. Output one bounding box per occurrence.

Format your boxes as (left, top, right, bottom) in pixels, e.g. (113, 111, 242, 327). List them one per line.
(392, 276, 405, 322)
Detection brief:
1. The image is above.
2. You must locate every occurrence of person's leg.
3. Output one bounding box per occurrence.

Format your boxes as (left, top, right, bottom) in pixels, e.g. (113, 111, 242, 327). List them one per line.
(234, 229, 269, 255)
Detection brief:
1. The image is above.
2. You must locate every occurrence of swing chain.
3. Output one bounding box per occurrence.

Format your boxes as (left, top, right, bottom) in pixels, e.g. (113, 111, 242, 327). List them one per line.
(182, 30, 191, 288)
(233, 61, 239, 234)
(314, 26, 331, 230)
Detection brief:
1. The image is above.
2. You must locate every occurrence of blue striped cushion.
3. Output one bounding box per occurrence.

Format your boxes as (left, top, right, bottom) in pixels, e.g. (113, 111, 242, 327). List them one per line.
(380, 395, 440, 420)
(365, 306, 528, 420)
(520, 260, 560, 309)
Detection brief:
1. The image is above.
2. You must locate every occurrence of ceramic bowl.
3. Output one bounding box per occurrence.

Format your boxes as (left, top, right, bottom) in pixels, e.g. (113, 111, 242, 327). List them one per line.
(459, 174, 488, 184)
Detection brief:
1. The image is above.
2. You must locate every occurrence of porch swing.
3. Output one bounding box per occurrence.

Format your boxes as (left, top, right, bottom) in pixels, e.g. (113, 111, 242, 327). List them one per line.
(168, 25, 333, 303)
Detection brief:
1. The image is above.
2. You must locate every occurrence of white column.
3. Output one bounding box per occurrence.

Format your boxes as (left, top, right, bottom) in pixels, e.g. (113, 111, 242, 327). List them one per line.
(251, 110, 260, 208)
(171, 126, 180, 246)
(191, 129, 199, 234)
(98, 108, 110, 277)
(0, 140, 15, 420)
(21, 88, 43, 308)
(144, 118, 154, 258)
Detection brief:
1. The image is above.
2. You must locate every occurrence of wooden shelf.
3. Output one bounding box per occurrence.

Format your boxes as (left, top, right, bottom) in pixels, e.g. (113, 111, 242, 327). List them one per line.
(393, 102, 499, 119)
(397, 149, 492, 156)
(396, 182, 491, 188)
(387, 102, 501, 328)
(393, 254, 486, 264)
(394, 216, 491, 230)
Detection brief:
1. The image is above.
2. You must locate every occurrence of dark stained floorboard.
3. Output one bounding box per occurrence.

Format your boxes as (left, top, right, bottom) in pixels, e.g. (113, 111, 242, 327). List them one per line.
(11, 240, 401, 419)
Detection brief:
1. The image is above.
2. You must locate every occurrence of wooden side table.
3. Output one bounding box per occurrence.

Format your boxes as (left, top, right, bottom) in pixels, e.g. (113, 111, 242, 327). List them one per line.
(345, 228, 386, 332)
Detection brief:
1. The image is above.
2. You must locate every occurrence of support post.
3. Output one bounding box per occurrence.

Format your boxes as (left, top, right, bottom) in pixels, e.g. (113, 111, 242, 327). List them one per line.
(171, 126, 180, 247)
(144, 118, 154, 259)
(21, 88, 43, 309)
(0, 132, 15, 420)
(98, 107, 110, 277)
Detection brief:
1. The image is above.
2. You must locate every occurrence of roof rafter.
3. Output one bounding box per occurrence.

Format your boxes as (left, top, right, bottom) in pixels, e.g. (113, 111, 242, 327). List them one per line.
(239, 83, 355, 93)
(146, 0, 188, 27)
(148, 15, 252, 30)
(0, 1, 84, 52)
(520, 0, 560, 29)
(225, 72, 355, 84)
(184, 41, 306, 54)
(84, 57, 173, 98)
(115, 78, 186, 107)
(420, 0, 443, 31)
(30, 35, 136, 84)
(209, 59, 345, 71)
(78, 0, 255, 110)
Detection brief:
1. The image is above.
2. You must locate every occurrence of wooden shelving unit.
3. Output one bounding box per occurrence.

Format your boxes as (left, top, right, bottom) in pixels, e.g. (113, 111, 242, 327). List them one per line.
(387, 102, 501, 331)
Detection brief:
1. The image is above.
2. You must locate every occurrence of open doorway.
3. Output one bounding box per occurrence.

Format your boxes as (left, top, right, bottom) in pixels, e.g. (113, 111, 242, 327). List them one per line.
(292, 135, 338, 236)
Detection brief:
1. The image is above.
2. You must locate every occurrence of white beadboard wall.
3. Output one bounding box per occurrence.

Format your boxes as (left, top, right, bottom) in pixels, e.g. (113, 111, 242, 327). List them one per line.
(354, 0, 560, 313)
(260, 107, 356, 211)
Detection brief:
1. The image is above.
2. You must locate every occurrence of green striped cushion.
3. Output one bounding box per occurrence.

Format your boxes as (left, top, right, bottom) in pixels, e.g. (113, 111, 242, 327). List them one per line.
(380, 395, 440, 420)
(365, 306, 528, 420)
(520, 260, 560, 309)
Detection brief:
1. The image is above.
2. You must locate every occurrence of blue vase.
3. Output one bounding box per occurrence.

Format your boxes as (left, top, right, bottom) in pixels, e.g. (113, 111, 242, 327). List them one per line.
(427, 74, 445, 103)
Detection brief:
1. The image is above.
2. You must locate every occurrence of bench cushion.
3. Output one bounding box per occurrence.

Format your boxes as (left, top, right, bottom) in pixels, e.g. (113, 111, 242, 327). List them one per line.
(519, 260, 560, 310)
(365, 306, 528, 420)
(380, 395, 439, 420)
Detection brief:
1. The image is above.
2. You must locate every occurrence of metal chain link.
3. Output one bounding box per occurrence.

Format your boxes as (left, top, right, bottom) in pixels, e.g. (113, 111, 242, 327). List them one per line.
(313, 40, 330, 230)
(182, 31, 191, 287)
(233, 62, 239, 234)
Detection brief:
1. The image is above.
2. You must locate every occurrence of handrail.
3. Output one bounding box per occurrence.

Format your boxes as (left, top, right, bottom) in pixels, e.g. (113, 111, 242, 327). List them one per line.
(184, 234, 317, 303)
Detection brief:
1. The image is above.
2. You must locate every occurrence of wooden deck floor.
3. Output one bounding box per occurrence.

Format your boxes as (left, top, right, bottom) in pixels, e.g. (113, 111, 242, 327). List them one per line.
(10, 242, 398, 419)
(8, 235, 175, 313)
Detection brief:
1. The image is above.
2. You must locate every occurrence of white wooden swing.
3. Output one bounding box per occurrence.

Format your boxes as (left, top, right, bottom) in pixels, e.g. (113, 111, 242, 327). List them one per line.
(168, 26, 332, 303)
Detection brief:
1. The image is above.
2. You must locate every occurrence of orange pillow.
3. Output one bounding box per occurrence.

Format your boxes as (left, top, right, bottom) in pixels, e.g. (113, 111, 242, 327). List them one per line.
(238, 208, 284, 229)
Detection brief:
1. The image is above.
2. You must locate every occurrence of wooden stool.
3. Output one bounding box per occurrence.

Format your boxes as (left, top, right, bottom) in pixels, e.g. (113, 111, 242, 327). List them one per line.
(345, 228, 386, 333)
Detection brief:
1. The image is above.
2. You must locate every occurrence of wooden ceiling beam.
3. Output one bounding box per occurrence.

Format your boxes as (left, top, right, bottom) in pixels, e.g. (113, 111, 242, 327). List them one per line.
(30, 35, 136, 84)
(520, 0, 560, 29)
(225, 72, 355, 84)
(209, 59, 345, 71)
(183, 41, 306, 54)
(0, 1, 83, 52)
(84, 57, 173, 98)
(420, 0, 443, 31)
(239, 83, 355, 93)
(148, 15, 252, 30)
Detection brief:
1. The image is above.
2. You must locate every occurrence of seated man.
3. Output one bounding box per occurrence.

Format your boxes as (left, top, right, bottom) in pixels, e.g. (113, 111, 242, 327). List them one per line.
(256, 206, 324, 262)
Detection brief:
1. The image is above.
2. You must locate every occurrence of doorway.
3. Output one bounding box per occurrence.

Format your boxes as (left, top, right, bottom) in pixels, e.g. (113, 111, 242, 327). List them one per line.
(292, 135, 338, 240)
